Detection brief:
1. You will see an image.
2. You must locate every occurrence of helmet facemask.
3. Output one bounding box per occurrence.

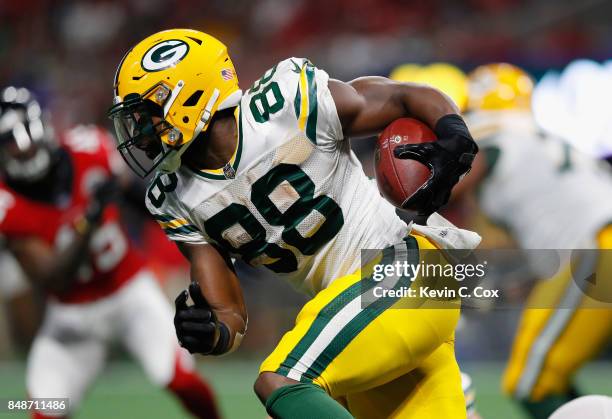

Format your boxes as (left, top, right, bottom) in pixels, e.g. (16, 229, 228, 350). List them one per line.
(109, 83, 185, 178)
(0, 92, 56, 183)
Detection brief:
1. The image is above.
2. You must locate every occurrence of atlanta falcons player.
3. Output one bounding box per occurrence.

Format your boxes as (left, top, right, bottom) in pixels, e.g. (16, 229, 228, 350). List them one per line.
(0, 86, 221, 419)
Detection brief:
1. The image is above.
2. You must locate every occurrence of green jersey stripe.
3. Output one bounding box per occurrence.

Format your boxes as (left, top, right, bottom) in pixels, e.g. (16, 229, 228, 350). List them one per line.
(190, 170, 226, 180)
(275, 245, 399, 377)
(294, 84, 302, 120)
(234, 109, 244, 170)
(305, 64, 318, 144)
(152, 214, 174, 222)
(164, 224, 199, 235)
(301, 237, 419, 380)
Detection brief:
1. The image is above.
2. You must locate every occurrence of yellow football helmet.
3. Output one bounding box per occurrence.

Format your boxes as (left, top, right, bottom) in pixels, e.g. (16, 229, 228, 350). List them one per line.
(108, 29, 242, 177)
(467, 63, 533, 111)
(389, 62, 469, 112)
(389, 63, 423, 83)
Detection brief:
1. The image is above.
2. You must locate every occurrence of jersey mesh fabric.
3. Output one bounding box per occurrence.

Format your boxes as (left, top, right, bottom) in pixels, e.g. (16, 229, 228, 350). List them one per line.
(147, 58, 408, 295)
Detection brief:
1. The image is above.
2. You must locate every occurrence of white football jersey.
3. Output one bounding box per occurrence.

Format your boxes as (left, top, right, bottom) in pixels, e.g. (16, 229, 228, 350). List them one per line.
(146, 58, 408, 295)
(468, 110, 612, 249)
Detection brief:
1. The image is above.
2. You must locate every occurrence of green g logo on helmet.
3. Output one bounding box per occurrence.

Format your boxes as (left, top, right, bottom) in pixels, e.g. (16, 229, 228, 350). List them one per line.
(141, 40, 189, 72)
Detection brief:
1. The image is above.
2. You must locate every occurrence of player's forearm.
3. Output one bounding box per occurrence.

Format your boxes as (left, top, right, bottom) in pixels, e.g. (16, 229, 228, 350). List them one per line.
(176, 242, 248, 355)
(390, 82, 478, 165)
(397, 82, 460, 129)
(190, 266, 248, 355)
(213, 307, 248, 355)
(333, 77, 460, 138)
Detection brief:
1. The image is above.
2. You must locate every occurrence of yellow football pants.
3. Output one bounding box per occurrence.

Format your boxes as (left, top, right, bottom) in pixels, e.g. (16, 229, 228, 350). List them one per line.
(260, 234, 466, 419)
(503, 226, 612, 401)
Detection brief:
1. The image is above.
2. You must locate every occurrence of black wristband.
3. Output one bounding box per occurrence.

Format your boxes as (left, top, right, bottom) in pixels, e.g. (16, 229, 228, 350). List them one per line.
(211, 322, 231, 355)
(433, 114, 478, 164)
(434, 114, 473, 142)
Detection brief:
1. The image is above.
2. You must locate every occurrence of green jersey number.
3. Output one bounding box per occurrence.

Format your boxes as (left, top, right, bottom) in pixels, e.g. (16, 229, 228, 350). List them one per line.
(147, 173, 178, 208)
(204, 202, 298, 273)
(204, 164, 344, 273)
(248, 65, 285, 123)
(251, 164, 343, 255)
(249, 65, 277, 93)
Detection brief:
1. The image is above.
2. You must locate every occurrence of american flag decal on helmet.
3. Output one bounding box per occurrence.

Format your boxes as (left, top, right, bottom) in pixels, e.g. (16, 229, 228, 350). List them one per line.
(221, 68, 234, 80)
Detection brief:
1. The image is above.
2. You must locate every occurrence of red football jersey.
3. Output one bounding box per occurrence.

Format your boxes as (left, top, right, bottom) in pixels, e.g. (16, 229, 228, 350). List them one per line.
(0, 125, 144, 303)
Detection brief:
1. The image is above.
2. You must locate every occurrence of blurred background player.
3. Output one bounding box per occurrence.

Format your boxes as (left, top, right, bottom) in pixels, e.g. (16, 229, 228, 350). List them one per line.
(449, 63, 612, 418)
(0, 87, 220, 419)
(531, 59, 612, 161)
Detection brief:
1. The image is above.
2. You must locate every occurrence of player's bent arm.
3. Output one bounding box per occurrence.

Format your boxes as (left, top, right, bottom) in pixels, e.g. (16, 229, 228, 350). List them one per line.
(4, 176, 118, 293)
(176, 242, 248, 354)
(7, 231, 94, 294)
(329, 77, 478, 214)
(328, 77, 459, 138)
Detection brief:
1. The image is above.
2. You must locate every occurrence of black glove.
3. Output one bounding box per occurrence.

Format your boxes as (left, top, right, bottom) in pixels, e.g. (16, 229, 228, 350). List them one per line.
(394, 114, 478, 215)
(85, 176, 120, 224)
(174, 281, 230, 355)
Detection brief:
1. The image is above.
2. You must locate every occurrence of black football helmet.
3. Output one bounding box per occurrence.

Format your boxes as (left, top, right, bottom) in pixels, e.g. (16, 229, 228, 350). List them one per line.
(0, 87, 56, 182)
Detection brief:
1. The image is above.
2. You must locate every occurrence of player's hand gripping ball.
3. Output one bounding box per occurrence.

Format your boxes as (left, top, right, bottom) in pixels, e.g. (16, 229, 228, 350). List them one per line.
(375, 116, 477, 215)
(374, 118, 436, 210)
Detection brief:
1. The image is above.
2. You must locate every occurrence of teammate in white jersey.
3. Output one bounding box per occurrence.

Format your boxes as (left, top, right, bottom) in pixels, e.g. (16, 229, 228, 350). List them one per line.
(456, 63, 612, 419)
(109, 29, 479, 418)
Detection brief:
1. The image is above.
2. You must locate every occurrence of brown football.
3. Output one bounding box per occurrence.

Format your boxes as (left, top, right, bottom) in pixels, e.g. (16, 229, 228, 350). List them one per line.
(374, 118, 437, 209)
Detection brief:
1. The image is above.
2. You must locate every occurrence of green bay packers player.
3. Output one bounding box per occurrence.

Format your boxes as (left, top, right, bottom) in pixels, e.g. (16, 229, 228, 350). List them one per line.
(455, 63, 612, 418)
(109, 29, 479, 419)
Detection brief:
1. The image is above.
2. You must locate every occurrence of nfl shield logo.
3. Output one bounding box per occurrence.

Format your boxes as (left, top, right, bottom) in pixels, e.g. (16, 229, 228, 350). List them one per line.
(221, 69, 234, 81)
(223, 163, 236, 179)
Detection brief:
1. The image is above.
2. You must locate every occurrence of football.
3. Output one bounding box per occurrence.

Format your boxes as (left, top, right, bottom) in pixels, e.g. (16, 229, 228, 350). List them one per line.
(374, 117, 437, 209)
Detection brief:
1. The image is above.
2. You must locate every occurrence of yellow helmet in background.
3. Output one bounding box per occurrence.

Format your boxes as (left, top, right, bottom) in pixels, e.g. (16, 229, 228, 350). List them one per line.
(467, 63, 533, 111)
(389, 63, 423, 83)
(421, 63, 469, 112)
(108, 28, 242, 177)
(389, 62, 469, 112)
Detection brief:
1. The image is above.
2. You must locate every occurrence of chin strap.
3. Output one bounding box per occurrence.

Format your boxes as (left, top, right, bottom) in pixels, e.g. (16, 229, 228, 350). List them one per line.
(193, 88, 221, 137)
(159, 88, 243, 174)
(158, 143, 186, 174)
(159, 88, 219, 174)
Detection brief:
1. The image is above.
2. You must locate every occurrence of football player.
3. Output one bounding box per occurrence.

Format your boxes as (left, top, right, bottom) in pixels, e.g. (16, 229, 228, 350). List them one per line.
(109, 29, 479, 419)
(453, 63, 612, 418)
(0, 87, 221, 419)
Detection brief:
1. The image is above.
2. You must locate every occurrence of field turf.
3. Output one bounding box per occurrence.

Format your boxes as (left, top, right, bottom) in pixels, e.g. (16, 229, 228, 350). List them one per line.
(0, 360, 611, 418)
